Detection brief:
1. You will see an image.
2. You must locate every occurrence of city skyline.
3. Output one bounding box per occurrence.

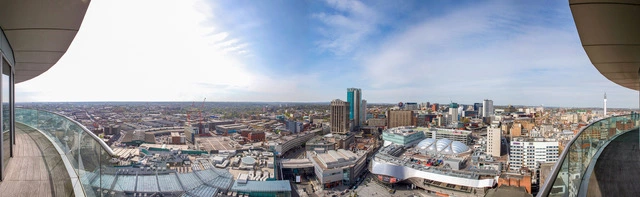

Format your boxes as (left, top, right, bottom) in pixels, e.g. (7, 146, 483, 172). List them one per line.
(14, 0, 639, 108)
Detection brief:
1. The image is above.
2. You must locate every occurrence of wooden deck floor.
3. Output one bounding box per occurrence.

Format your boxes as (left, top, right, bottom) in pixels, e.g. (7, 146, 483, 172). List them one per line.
(0, 123, 74, 197)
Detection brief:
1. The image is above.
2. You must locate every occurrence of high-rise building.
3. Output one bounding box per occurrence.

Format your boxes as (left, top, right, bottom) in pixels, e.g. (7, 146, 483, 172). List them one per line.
(487, 127, 502, 157)
(482, 99, 494, 118)
(347, 88, 362, 128)
(473, 103, 482, 112)
(449, 103, 459, 123)
(360, 99, 367, 125)
(330, 99, 350, 134)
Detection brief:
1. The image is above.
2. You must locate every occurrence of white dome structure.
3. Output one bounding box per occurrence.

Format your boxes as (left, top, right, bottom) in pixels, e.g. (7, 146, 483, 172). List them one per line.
(416, 138, 470, 155)
(417, 138, 436, 149)
(450, 141, 470, 154)
(436, 139, 452, 152)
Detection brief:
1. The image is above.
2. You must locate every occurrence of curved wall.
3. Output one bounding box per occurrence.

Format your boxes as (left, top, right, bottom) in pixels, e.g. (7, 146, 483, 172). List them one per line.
(371, 160, 495, 188)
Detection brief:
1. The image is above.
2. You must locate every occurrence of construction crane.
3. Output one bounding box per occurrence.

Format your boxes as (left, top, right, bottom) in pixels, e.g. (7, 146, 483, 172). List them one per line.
(199, 98, 206, 133)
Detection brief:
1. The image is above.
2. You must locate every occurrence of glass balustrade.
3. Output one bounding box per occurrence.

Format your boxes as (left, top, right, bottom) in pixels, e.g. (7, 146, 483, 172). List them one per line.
(15, 108, 116, 197)
(539, 114, 640, 197)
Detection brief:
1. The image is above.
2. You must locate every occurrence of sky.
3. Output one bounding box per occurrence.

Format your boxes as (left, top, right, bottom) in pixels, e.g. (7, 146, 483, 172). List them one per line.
(14, 0, 640, 108)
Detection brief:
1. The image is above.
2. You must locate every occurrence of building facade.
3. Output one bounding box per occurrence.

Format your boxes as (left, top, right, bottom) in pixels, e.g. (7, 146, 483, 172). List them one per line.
(308, 149, 367, 188)
(248, 131, 265, 142)
(449, 103, 459, 123)
(360, 99, 367, 126)
(487, 127, 502, 157)
(382, 127, 426, 147)
(286, 120, 303, 133)
(347, 88, 361, 128)
(387, 110, 414, 128)
(482, 99, 494, 118)
(330, 99, 350, 134)
(424, 128, 473, 145)
(508, 138, 559, 171)
(367, 118, 386, 127)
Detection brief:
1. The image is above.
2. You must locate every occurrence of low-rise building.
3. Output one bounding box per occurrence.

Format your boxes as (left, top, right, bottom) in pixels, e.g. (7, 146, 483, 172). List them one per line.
(498, 173, 532, 194)
(248, 131, 265, 142)
(121, 130, 155, 146)
(231, 180, 292, 197)
(371, 144, 498, 196)
(423, 128, 473, 145)
(170, 132, 185, 144)
(308, 149, 367, 188)
(306, 136, 336, 153)
(208, 119, 235, 131)
(216, 124, 247, 135)
(508, 138, 559, 171)
(382, 126, 426, 147)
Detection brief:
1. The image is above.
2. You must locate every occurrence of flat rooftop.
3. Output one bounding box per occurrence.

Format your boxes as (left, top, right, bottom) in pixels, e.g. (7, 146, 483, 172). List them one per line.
(196, 136, 237, 151)
(140, 143, 189, 150)
(231, 180, 291, 193)
(426, 128, 472, 135)
(384, 126, 420, 136)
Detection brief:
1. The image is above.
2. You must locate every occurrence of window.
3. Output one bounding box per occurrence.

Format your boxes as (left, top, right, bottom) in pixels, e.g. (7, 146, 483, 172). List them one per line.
(0, 57, 12, 179)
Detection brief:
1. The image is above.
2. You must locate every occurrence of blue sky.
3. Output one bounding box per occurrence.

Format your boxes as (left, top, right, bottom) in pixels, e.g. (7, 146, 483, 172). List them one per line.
(15, 0, 639, 108)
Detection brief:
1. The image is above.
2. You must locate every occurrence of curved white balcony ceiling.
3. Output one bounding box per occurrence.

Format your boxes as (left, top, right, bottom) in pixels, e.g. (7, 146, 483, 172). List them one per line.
(570, 0, 640, 90)
(0, 0, 90, 83)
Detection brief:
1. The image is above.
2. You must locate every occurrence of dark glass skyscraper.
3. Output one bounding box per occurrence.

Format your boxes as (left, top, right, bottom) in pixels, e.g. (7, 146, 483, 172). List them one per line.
(347, 88, 361, 128)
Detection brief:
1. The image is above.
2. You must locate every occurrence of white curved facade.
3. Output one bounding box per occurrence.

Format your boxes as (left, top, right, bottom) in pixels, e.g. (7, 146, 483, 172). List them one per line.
(371, 160, 495, 188)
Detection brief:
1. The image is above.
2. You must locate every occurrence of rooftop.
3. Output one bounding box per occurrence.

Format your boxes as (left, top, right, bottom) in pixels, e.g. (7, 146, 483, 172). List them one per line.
(416, 138, 470, 155)
(426, 128, 472, 135)
(231, 180, 291, 193)
(313, 149, 365, 169)
(384, 126, 420, 136)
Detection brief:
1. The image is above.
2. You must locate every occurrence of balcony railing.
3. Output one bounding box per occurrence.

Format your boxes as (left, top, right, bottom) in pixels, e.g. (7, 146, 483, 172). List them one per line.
(15, 108, 116, 197)
(538, 114, 640, 197)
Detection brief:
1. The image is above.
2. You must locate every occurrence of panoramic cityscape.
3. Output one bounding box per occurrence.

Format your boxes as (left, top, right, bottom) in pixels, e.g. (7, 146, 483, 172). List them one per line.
(1, 0, 640, 197)
(11, 90, 633, 197)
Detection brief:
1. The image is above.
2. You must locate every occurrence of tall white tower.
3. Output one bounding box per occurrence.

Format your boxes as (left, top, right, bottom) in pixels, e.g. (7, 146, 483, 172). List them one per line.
(487, 127, 502, 157)
(604, 92, 607, 117)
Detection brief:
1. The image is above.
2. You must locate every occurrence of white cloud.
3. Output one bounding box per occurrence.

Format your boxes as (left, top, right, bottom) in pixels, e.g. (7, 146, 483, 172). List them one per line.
(355, 2, 637, 107)
(313, 0, 380, 55)
(15, 0, 309, 102)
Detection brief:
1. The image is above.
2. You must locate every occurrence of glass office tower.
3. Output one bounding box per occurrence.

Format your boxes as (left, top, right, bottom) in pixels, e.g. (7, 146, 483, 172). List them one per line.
(347, 88, 361, 128)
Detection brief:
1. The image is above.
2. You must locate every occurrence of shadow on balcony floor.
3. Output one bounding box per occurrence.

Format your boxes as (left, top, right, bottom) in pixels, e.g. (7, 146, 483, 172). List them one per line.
(0, 123, 73, 197)
(587, 128, 640, 197)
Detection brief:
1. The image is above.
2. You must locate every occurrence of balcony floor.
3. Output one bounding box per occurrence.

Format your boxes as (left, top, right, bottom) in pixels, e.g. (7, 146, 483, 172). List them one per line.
(587, 128, 640, 197)
(0, 123, 73, 197)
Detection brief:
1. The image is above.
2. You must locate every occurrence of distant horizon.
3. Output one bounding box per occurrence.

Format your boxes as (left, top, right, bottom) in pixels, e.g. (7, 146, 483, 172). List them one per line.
(15, 101, 631, 109)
